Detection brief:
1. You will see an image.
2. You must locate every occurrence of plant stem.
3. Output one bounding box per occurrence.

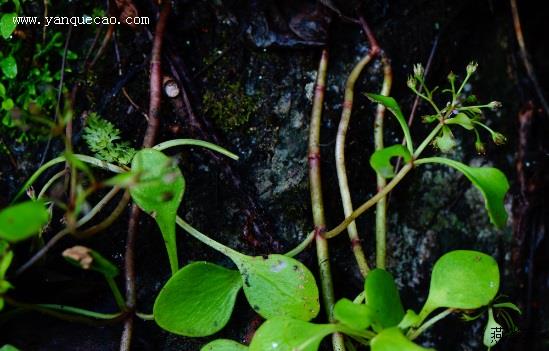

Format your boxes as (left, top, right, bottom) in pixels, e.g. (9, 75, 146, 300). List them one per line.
(15, 187, 122, 276)
(374, 55, 392, 269)
(175, 216, 242, 260)
(14, 154, 125, 203)
(106, 276, 127, 311)
(335, 52, 374, 277)
(285, 230, 315, 257)
(308, 49, 346, 351)
(413, 123, 443, 159)
(324, 163, 413, 239)
(408, 308, 453, 340)
(153, 138, 239, 160)
(37, 169, 66, 199)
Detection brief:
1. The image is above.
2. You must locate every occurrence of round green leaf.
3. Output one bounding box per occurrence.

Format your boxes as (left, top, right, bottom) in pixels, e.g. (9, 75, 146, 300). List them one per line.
(333, 298, 373, 331)
(0, 345, 20, 351)
(231, 254, 319, 321)
(419, 250, 499, 321)
(249, 317, 335, 351)
(201, 339, 248, 351)
(371, 328, 433, 351)
(370, 145, 412, 178)
(417, 157, 509, 228)
(0, 13, 17, 39)
(446, 113, 474, 130)
(130, 149, 185, 274)
(0, 55, 17, 79)
(154, 262, 242, 337)
(364, 269, 405, 331)
(0, 201, 49, 242)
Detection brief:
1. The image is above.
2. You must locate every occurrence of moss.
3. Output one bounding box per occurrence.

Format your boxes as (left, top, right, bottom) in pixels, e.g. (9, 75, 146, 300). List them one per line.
(202, 80, 257, 132)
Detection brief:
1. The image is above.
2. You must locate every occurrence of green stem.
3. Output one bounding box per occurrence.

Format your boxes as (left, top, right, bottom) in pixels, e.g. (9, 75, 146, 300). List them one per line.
(13, 154, 125, 203)
(37, 169, 66, 199)
(36, 304, 124, 320)
(106, 276, 127, 311)
(153, 138, 239, 160)
(413, 123, 443, 159)
(324, 163, 413, 239)
(308, 49, 346, 351)
(335, 52, 374, 276)
(136, 312, 154, 320)
(408, 308, 453, 340)
(285, 230, 315, 257)
(374, 56, 392, 269)
(175, 216, 242, 260)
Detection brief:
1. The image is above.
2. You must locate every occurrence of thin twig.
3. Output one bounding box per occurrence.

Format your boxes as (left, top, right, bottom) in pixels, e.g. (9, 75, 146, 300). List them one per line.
(510, 0, 549, 116)
(308, 49, 346, 351)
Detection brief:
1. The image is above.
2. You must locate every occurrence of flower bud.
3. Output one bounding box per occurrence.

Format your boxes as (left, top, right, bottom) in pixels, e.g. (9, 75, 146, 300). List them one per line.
(435, 126, 456, 153)
(413, 63, 424, 79)
(466, 61, 478, 75)
(492, 132, 507, 145)
(407, 75, 416, 90)
(475, 140, 486, 155)
(447, 71, 456, 84)
(488, 101, 502, 110)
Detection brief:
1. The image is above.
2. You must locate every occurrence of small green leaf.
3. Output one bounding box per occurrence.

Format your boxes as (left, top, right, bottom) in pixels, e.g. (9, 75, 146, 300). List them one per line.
(230, 254, 319, 321)
(493, 302, 521, 314)
(1, 98, 13, 110)
(0, 345, 20, 351)
(333, 298, 373, 330)
(446, 113, 474, 130)
(130, 149, 184, 274)
(370, 145, 412, 178)
(0, 55, 17, 79)
(154, 262, 242, 337)
(201, 340, 248, 351)
(0, 201, 49, 242)
(249, 317, 336, 351)
(365, 269, 405, 332)
(417, 157, 509, 228)
(371, 328, 432, 351)
(483, 308, 503, 348)
(365, 93, 414, 153)
(0, 242, 13, 279)
(0, 13, 17, 39)
(419, 250, 499, 323)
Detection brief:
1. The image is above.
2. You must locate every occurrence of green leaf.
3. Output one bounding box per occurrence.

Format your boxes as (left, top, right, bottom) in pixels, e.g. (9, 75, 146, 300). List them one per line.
(0, 13, 17, 39)
(201, 340, 248, 351)
(416, 157, 509, 228)
(0, 242, 13, 279)
(365, 93, 413, 153)
(370, 145, 412, 178)
(0, 345, 20, 351)
(0, 55, 17, 79)
(483, 308, 503, 348)
(154, 262, 242, 337)
(493, 302, 521, 314)
(249, 317, 335, 351)
(0, 201, 49, 242)
(364, 269, 405, 332)
(446, 113, 474, 130)
(419, 250, 499, 323)
(230, 254, 319, 321)
(371, 328, 432, 351)
(1, 98, 14, 110)
(130, 149, 184, 274)
(333, 298, 373, 330)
